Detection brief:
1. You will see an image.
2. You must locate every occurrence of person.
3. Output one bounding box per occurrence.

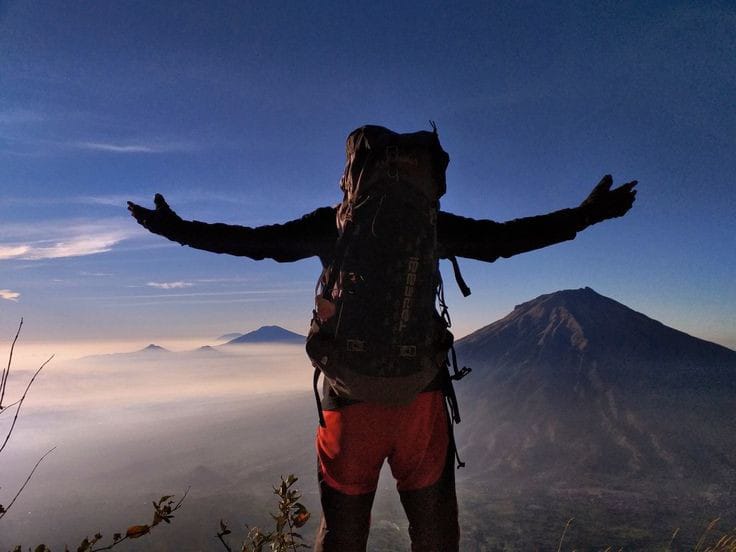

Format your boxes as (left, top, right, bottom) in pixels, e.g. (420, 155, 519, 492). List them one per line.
(127, 125, 637, 552)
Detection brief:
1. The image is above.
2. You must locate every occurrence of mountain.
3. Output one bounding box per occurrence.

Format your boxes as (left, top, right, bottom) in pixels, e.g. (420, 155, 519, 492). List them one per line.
(79, 343, 172, 361)
(189, 345, 227, 357)
(216, 332, 243, 342)
(453, 287, 736, 493)
(138, 343, 170, 354)
(224, 325, 305, 345)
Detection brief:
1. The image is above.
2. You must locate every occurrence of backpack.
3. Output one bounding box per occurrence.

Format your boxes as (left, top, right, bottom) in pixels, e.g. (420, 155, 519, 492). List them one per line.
(306, 124, 471, 420)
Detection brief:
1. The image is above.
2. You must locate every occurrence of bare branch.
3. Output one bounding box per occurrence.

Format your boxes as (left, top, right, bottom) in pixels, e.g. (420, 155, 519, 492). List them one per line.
(0, 399, 21, 417)
(216, 524, 234, 552)
(89, 488, 189, 551)
(0, 446, 55, 520)
(172, 486, 190, 511)
(0, 354, 53, 455)
(0, 318, 23, 410)
(88, 534, 129, 551)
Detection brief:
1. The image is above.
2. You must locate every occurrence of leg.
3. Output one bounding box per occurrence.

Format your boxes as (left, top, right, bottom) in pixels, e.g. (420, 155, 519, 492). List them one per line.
(314, 469, 376, 552)
(388, 391, 460, 552)
(398, 451, 459, 552)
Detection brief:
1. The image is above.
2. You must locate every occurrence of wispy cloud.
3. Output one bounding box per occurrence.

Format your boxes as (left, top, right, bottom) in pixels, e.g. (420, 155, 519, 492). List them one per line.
(0, 219, 136, 261)
(193, 277, 259, 284)
(82, 287, 312, 308)
(0, 289, 20, 302)
(128, 289, 308, 299)
(2, 195, 134, 208)
(32, 233, 126, 259)
(73, 141, 194, 154)
(147, 281, 193, 290)
(3, 191, 254, 209)
(0, 233, 128, 260)
(0, 109, 46, 125)
(0, 245, 31, 258)
(79, 194, 139, 207)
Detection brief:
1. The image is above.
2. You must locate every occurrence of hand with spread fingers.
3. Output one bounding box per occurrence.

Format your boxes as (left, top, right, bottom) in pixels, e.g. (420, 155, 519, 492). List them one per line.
(579, 174, 638, 226)
(127, 194, 183, 236)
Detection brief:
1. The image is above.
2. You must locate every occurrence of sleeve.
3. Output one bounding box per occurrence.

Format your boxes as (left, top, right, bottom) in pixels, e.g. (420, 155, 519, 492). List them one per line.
(161, 206, 338, 264)
(437, 207, 588, 262)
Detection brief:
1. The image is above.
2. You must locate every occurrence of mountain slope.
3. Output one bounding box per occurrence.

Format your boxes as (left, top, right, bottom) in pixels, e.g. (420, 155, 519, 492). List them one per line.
(216, 332, 244, 342)
(458, 287, 735, 388)
(224, 325, 304, 345)
(453, 287, 736, 492)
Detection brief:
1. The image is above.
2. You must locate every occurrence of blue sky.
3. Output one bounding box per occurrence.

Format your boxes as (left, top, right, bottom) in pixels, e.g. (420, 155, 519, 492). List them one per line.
(1, 1, 734, 350)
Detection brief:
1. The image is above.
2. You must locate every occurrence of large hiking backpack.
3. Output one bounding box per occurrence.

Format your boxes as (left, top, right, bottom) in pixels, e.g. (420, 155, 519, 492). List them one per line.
(306, 124, 470, 412)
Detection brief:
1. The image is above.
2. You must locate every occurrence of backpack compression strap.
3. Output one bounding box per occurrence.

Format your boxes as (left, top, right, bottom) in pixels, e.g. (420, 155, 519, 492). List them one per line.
(448, 256, 471, 297)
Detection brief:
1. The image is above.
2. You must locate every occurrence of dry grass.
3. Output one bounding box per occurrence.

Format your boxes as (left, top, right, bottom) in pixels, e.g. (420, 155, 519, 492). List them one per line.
(557, 517, 736, 552)
(689, 518, 736, 552)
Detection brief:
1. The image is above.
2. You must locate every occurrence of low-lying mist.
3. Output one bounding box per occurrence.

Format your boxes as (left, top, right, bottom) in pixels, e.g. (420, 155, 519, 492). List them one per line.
(0, 343, 330, 550)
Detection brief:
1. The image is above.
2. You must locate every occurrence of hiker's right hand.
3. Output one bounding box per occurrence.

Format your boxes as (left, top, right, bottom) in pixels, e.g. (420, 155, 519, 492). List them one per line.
(127, 194, 183, 235)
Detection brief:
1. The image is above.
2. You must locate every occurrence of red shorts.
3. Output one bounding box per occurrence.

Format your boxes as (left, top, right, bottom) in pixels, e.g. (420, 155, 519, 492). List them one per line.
(316, 390, 449, 495)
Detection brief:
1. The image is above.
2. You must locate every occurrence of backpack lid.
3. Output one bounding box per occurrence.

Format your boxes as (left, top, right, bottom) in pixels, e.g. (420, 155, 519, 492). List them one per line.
(341, 125, 450, 198)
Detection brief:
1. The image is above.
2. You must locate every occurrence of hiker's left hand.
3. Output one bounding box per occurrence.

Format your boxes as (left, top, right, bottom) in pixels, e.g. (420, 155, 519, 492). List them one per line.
(579, 175, 638, 225)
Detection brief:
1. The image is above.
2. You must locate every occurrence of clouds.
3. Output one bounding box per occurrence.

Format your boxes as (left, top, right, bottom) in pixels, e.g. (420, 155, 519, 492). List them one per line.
(72, 141, 195, 154)
(4, 191, 254, 209)
(0, 219, 135, 261)
(0, 232, 128, 260)
(147, 281, 193, 290)
(0, 289, 21, 301)
(0, 245, 31, 258)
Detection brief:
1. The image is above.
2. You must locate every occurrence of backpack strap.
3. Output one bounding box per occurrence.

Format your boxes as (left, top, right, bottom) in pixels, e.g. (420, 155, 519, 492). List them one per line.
(435, 270, 471, 469)
(313, 367, 326, 427)
(442, 364, 467, 470)
(320, 217, 356, 300)
(443, 344, 471, 469)
(449, 343, 472, 382)
(448, 256, 471, 297)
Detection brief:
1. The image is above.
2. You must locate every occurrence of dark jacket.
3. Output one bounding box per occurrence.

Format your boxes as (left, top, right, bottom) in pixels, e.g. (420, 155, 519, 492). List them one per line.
(154, 204, 590, 266)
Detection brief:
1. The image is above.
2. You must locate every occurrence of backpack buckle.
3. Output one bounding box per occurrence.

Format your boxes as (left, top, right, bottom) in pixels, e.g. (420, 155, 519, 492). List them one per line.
(399, 345, 417, 358)
(451, 366, 472, 381)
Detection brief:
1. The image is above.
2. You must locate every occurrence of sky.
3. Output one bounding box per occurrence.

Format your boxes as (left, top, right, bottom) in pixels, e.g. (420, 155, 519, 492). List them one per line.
(1, 0, 734, 354)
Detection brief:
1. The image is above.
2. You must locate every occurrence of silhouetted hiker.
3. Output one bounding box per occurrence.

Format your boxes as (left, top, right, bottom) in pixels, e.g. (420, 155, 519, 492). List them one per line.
(128, 124, 637, 552)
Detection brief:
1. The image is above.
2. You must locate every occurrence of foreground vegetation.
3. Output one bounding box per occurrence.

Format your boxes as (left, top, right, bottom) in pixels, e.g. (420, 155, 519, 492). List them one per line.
(6, 490, 736, 551)
(216, 474, 311, 552)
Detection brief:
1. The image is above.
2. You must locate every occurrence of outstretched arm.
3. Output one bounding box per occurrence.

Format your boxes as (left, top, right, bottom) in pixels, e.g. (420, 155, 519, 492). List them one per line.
(127, 194, 337, 264)
(438, 175, 637, 262)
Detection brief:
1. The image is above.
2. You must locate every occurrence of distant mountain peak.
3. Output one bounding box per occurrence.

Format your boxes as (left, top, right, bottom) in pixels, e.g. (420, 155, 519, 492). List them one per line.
(513, 286, 599, 311)
(198, 345, 216, 351)
(225, 325, 304, 345)
(139, 344, 169, 353)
